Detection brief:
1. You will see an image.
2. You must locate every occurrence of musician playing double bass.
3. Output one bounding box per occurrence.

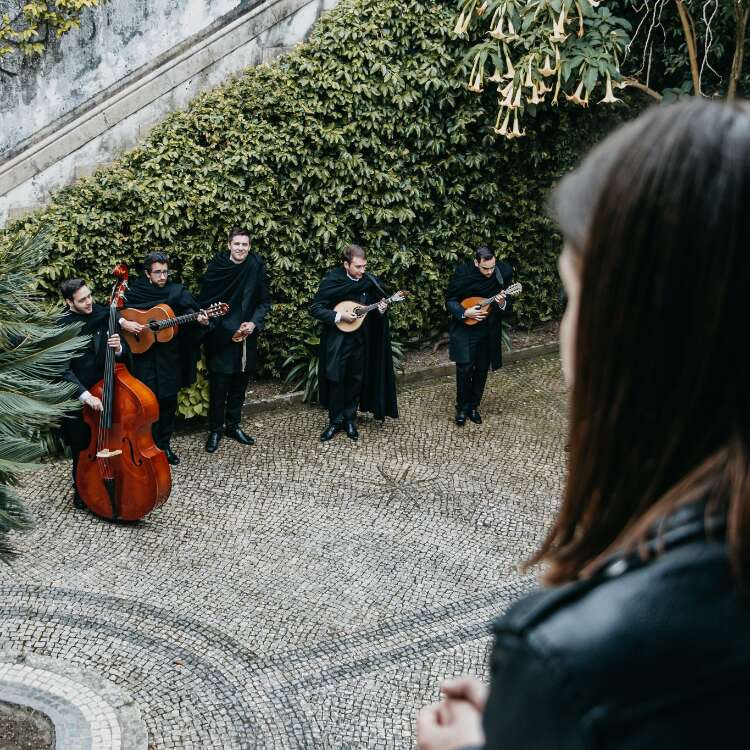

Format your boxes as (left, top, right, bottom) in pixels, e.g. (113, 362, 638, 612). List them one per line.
(309, 243, 398, 442)
(445, 246, 513, 426)
(117, 252, 208, 465)
(58, 278, 129, 510)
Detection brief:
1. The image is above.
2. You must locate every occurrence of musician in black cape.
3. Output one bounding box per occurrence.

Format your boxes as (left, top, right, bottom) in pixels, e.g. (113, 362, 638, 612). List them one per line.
(198, 227, 271, 454)
(118, 252, 208, 465)
(309, 244, 398, 442)
(58, 278, 128, 509)
(445, 246, 513, 426)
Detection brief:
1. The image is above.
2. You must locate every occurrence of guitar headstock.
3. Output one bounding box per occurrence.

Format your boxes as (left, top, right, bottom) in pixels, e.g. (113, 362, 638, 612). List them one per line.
(390, 290, 409, 303)
(504, 282, 522, 297)
(206, 302, 229, 318)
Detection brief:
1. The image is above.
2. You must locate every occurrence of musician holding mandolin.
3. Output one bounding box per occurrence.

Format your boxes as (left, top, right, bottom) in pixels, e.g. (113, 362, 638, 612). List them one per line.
(445, 246, 517, 427)
(118, 252, 209, 466)
(310, 243, 399, 442)
(58, 278, 129, 510)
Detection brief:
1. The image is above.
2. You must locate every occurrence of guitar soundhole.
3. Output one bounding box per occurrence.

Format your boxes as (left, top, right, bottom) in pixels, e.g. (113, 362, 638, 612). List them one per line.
(354, 308, 364, 317)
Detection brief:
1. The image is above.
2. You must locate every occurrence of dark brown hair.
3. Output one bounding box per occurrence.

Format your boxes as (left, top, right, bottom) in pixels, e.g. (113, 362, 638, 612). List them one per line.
(228, 227, 252, 243)
(60, 278, 86, 301)
(342, 244, 366, 263)
(536, 100, 750, 588)
(143, 251, 169, 272)
(474, 246, 495, 262)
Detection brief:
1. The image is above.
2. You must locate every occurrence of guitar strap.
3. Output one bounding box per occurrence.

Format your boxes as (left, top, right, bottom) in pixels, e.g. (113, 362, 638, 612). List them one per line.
(494, 265, 505, 288)
(365, 272, 388, 299)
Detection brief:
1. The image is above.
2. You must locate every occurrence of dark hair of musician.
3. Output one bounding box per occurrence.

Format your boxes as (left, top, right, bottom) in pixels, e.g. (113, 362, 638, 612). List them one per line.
(342, 244, 366, 263)
(474, 246, 495, 262)
(60, 278, 86, 301)
(143, 251, 170, 272)
(228, 227, 252, 243)
(533, 99, 750, 590)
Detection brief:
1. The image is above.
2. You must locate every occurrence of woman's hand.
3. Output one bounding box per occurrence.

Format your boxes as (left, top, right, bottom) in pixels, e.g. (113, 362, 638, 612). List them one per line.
(417, 697, 484, 750)
(440, 678, 489, 713)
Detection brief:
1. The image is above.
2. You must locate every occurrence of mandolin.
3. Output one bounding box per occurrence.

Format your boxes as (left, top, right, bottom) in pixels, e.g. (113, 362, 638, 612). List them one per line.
(334, 291, 409, 333)
(461, 282, 522, 326)
(120, 302, 228, 353)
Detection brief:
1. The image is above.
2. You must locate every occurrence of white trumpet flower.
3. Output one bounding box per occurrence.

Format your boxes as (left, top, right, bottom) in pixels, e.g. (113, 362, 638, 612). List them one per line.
(600, 73, 622, 104)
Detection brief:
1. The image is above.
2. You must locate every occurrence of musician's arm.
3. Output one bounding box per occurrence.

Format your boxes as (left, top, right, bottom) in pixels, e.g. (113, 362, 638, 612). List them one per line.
(62, 365, 87, 399)
(309, 297, 338, 326)
(250, 262, 272, 331)
(446, 298, 467, 321)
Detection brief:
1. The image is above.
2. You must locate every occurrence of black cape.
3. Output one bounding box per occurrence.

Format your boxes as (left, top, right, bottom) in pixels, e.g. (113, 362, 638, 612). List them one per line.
(197, 252, 271, 375)
(57, 303, 115, 396)
(309, 267, 398, 420)
(444, 261, 513, 369)
(123, 277, 202, 398)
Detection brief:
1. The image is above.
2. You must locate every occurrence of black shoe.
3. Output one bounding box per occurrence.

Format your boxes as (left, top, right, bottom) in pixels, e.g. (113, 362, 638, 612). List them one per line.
(205, 431, 221, 453)
(225, 427, 255, 446)
(455, 411, 467, 427)
(320, 423, 340, 442)
(345, 421, 359, 441)
(73, 491, 85, 510)
(468, 408, 482, 424)
(164, 447, 180, 466)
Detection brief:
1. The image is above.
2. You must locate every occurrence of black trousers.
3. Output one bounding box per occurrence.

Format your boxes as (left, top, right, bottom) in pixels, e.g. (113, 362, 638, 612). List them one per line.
(208, 370, 252, 432)
(328, 332, 364, 425)
(152, 395, 178, 450)
(455, 331, 492, 412)
(60, 413, 89, 494)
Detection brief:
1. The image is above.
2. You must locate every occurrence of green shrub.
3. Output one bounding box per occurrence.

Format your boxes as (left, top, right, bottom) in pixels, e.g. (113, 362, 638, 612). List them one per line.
(1, 0, 634, 418)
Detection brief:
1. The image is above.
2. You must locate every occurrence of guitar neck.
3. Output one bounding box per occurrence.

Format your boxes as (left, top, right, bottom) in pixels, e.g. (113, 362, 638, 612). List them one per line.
(358, 295, 397, 315)
(152, 311, 201, 330)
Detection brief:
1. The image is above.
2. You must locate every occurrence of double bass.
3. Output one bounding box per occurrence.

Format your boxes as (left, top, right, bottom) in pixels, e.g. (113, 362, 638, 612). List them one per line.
(76, 264, 171, 520)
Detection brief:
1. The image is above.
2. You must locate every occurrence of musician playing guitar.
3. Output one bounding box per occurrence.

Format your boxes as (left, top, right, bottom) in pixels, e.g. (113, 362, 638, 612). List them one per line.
(310, 244, 399, 442)
(445, 246, 514, 427)
(118, 252, 209, 465)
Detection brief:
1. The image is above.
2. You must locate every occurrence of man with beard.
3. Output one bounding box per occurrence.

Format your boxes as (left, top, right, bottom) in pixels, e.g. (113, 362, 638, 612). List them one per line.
(118, 252, 208, 465)
(198, 227, 271, 454)
(58, 278, 127, 509)
(445, 246, 512, 426)
(309, 243, 398, 442)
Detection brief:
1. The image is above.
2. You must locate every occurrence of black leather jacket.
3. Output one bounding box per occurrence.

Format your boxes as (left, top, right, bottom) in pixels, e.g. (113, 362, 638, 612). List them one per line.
(471, 503, 750, 749)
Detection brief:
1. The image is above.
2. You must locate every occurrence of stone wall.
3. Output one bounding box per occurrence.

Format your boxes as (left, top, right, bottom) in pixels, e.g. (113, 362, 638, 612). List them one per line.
(0, 0, 338, 227)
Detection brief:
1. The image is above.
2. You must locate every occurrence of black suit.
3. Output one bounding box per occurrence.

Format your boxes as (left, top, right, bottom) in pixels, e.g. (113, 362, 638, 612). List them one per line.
(59, 314, 127, 492)
(445, 260, 513, 413)
(199, 253, 272, 432)
(310, 281, 369, 426)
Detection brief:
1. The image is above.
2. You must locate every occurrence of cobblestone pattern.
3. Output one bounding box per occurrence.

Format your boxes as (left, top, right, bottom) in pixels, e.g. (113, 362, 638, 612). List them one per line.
(0, 354, 567, 749)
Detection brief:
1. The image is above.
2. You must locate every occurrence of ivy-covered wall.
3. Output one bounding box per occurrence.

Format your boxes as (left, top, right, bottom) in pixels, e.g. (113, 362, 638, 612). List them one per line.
(1, 0, 634, 415)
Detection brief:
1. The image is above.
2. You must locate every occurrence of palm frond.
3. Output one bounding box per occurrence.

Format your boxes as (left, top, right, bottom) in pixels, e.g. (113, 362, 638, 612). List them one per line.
(0, 228, 89, 560)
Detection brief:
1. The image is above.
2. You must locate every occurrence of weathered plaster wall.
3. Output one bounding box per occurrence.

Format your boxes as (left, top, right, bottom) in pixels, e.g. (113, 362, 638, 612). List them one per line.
(1, 0, 244, 158)
(0, 0, 338, 227)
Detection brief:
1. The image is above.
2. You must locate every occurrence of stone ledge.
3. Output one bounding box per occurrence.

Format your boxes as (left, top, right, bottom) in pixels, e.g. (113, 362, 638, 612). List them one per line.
(0, 652, 147, 750)
(241, 341, 559, 416)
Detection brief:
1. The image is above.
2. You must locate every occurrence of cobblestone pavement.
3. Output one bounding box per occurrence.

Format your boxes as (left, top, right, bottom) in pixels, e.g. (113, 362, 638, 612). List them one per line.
(0, 354, 567, 749)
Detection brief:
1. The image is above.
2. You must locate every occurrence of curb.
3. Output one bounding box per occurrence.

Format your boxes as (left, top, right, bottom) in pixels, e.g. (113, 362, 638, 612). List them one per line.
(241, 341, 559, 416)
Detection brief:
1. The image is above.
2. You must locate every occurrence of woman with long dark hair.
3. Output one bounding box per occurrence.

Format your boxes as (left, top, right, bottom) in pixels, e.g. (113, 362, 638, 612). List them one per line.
(417, 99, 750, 749)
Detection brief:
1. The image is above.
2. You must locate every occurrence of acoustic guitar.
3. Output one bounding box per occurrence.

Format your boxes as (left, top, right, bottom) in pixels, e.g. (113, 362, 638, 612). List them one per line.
(334, 291, 409, 333)
(461, 282, 522, 326)
(120, 302, 229, 353)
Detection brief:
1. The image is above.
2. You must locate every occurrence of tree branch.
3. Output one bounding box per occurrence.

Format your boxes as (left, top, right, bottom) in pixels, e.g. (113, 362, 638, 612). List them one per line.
(728, 0, 750, 99)
(622, 77, 664, 100)
(675, 0, 701, 95)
